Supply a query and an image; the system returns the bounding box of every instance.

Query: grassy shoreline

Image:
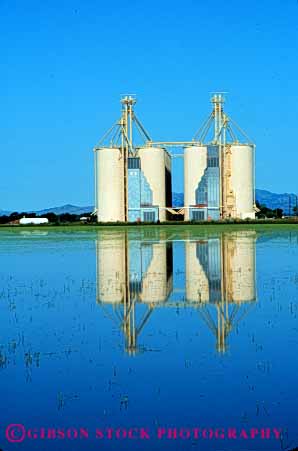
[1,221,298,233]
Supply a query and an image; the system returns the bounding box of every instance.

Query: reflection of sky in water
[0,228,297,450]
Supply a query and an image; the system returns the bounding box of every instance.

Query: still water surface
[0,227,298,450]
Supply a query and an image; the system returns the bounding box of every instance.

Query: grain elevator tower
[94,96,172,223]
[184,94,256,221]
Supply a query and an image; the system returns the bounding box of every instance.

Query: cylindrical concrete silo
[138,147,167,222]
[96,147,124,222]
[139,242,168,303]
[230,145,255,219]
[184,146,208,220]
[96,234,126,304]
[185,241,209,303]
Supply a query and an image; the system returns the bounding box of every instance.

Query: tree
[0,215,9,224]
[255,201,283,219]
[59,213,80,223]
[42,213,58,224]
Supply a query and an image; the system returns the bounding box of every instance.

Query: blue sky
[1,0,298,210]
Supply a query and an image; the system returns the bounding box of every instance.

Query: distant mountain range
[172,190,298,213]
[255,189,297,214]
[0,209,11,216]
[34,204,94,216]
[172,193,184,207]
[0,190,297,216]
[0,204,94,216]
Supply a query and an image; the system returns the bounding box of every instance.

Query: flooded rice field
[0,226,298,450]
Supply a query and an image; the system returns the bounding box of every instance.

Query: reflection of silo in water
[139,241,173,303]
[222,231,256,303]
[185,240,209,303]
[96,234,126,304]
[198,239,221,303]
[96,233,173,355]
[185,232,256,353]
[96,234,173,305]
[129,241,153,300]
[185,232,256,304]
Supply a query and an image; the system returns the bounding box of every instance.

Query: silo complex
[184,94,256,221]
[94,94,256,223]
[94,96,171,223]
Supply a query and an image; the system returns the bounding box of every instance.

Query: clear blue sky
[1,0,298,210]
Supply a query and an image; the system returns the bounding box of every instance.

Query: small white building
[19,217,49,225]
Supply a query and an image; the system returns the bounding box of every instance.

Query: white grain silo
[230,145,255,219]
[138,147,171,222]
[96,233,126,304]
[184,146,207,221]
[95,147,124,222]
